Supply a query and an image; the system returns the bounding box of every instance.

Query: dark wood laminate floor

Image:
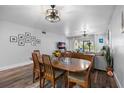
[0,64,118,88]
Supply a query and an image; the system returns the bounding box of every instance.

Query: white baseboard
[0,61,33,71]
[113,72,122,88]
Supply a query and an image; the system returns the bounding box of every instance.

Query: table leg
[64,71,69,88]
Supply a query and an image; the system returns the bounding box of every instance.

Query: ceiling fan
[82,25,88,37]
[40,5,63,14]
[45,5,61,23]
[40,5,74,15]
[82,30,87,37]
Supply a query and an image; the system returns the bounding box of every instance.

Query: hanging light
[45,5,60,23]
[82,25,88,37]
[83,31,87,37]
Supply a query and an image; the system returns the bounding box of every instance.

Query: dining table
[52,57,91,72]
[52,57,92,87]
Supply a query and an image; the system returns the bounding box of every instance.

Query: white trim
[0,61,33,71]
[113,71,122,88]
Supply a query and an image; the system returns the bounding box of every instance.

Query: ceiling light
[45,5,60,23]
[83,31,87,37]
[82,26,88,37]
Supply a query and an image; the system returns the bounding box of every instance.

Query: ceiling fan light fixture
[45,5,60,23]
[81,25,88,37]
[83,31,87,37]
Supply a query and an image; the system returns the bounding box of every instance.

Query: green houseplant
[103,46,114,76]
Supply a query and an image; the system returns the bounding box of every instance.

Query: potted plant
[103,46,114,76]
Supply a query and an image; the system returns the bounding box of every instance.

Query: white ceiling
[0,5,115,37]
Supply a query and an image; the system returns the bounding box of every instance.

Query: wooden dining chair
[32,52,43,83]
[68,55,94,88]
[42,54,66,88]
[32,52,41,83]
[33,50,40,57]
[61,51,72,58]
[32,52,44,87]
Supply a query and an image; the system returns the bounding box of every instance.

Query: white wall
[40,30,67,54]
[0,20,67,70]
[94,34,106,53]
[109,6,124,88]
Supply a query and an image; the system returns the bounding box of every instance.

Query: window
[73,39,94,52]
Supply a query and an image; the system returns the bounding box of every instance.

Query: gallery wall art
[10,36,17,42]
[10,32,41,46]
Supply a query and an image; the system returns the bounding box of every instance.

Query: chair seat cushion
[54,69,65,79]
[68,72,86,83]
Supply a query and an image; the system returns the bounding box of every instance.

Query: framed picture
[18,40,25,46]
[99,38,104,43]
[25,32,31,38]
[25,37,31,43]
[36,39,41,44]
[10,36,17,42]
[31,41,36,46]
[18,34,25,40]
[31,36,36,41]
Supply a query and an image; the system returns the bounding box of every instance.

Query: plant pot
[107,67,113,72]
[107,67,113,77]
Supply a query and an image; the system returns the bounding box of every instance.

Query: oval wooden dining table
[39,56,92,87]
[52,57,91,72]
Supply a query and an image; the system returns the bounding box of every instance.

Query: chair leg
[53,82,56,88]
[40,71,44,88]
[52,80,56,88]
[89,75,91,88]
[40,79,42,88]
[33,71,35,83]
[39,73,42,88]
[64,77,68,87]
[35,72,39,80]
[64,72,68,88]
[62,75,66,88]
[42,78,45,88]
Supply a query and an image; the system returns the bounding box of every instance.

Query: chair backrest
[61,52,94,63]
[34,50,40,52]
[61,51,72,58]
[33,50,41,61]
[83,55,94,81]
[32,52,40,71]
[42,54,54,78]
[80,55,94,62]
[33,50,40,56]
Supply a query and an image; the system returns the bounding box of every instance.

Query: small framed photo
[25,32,31,38]
[18,34,25,40]
[99,38,104,43]
[31,36,36,41]
[10,36,17,42]
[36,39,41,44]
[31,41,36,46]
[18,40,25,46]
[25,37,31,43]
